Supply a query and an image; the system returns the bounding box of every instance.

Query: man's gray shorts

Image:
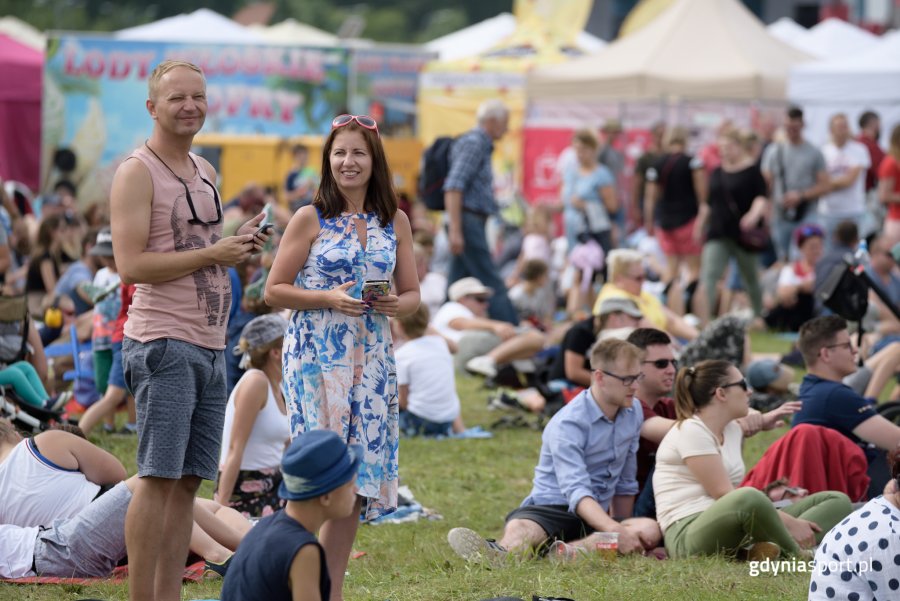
[123,337,226,481]
[33,481,131,577]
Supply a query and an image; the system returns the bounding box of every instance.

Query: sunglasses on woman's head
[332,114,379,135]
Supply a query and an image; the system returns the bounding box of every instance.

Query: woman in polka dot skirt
[809,447,900,600]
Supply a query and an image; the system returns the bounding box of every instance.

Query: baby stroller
[0,294,68,433]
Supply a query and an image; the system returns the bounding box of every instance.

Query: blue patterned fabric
[283,208,398,520]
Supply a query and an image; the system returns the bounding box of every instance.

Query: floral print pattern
[283,209,398,520]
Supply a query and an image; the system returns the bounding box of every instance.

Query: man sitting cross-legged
[447,338,662,562]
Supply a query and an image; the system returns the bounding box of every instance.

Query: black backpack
[818,261,869,322]
[418,136,455,211]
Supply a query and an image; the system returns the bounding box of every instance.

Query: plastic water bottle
[854,239,870,264]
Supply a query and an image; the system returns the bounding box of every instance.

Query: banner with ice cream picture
[42,35,348,204]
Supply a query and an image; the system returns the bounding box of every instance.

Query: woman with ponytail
[653,360,852,558]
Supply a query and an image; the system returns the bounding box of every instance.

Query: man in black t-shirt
[546,298,642,395]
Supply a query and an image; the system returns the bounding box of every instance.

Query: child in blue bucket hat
[221,429,361,601]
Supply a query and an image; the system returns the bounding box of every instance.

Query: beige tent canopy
[527,0,812,102]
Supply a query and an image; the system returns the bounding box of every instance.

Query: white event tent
[249,19,339,47]
[793,17,880,60]
[425,12,605,61]
[788,31,900,146]
[766,17,809,48]
[527,0,811,103]
[116,8,266,44]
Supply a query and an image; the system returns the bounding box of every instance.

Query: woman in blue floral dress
[265,114,419,599]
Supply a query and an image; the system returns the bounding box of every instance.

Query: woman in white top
[216,314,291,518]
[653,359,852,559]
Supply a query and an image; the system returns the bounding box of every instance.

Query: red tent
[0,34,42,192]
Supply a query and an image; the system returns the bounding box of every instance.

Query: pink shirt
[123,146,231,350]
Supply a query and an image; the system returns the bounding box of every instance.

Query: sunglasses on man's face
[332,114,379,135]
[643,358,677,370]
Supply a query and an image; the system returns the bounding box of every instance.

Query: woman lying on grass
[0,420,251,578]
[653,360,853,559]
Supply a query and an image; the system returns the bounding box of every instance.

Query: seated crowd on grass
[5,106,900,601]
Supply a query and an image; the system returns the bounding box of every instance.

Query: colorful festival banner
[42,35,348,203]
[349,47,434,137]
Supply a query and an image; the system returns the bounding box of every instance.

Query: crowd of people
[1,58,900,601]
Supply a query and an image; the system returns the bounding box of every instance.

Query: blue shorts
[108,341,127,390]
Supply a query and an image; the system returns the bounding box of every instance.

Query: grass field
[4,333,817,601]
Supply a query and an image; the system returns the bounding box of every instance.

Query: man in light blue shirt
[443,99,518,324]
[447,339,662,562]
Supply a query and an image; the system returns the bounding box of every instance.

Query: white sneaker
[447,527,507,564]
[465,355,497,378]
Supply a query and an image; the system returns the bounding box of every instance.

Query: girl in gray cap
[216,314,291,518]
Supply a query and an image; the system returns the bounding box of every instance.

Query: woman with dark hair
[653,360,852,559]
[809,447,900,599]
[265,114,419,600]
[25,214,66,317]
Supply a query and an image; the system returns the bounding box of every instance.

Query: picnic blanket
[1,560,207,585]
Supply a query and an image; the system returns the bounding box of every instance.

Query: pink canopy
[0,34,42,192]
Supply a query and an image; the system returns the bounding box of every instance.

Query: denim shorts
[108,341,127,390]
[123,337,226,480]
[33,481,131,577]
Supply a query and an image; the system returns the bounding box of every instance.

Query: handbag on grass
[722,170,770,253]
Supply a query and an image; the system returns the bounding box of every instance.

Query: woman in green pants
[653,359,853,558]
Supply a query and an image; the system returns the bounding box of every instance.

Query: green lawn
[4,333,815,600]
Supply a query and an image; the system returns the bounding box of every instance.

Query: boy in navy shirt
[221,430,361,601]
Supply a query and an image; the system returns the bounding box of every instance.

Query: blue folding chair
[44,323,92,383]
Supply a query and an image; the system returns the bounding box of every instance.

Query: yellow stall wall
[192,134,421,205]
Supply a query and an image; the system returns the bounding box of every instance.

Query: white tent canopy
[793,17,880,59]
[116,8,265,44]
[788,31,900,146]
[527,0,812,101]
[249,18,338,47]
[425,12,605,61]
[766,17,809,48]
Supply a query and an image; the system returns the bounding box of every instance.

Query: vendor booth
[523,0,812,204]
[417,0,602,205]
[788,31,900,147]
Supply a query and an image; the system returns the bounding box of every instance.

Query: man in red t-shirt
[856,111,884,194]
[627,328,678,515]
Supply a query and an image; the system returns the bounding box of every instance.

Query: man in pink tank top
[109,60,269,601]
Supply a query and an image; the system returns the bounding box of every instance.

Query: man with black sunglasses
[110,60,268,601]
[627,328,798,520]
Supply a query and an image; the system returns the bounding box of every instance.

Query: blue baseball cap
[278,430,362,501]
